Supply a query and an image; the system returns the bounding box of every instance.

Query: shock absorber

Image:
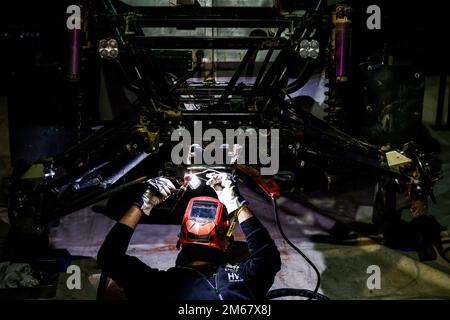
[324,3,352,128]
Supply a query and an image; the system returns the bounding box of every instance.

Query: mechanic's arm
[119,205,144,229]
[97,177,176,295]
[236,205,254,224]
[97,206,147,288]
[206,173,281,293]
[237,205,281,284]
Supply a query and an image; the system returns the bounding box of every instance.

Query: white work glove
[206,173,248,214]
[132,177,177,216]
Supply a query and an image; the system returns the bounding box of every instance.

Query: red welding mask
[177,196,231,252]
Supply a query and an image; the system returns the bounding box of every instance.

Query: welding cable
[267,288,329,300]
[269,197,327,300]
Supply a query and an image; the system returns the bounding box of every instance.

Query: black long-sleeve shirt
[97,216,281,300]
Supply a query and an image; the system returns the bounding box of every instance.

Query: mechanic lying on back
[97,173,281,300]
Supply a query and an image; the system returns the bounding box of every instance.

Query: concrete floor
[0,88,450,299]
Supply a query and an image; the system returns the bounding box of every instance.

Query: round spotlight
[308,49,319,59]
[99,40,108,48]
[108,39,118,48]
[300,40,310,48]
[99,49,109,59]
[109,49,119,59]
[310,40,319,49]
[299,48,309,59]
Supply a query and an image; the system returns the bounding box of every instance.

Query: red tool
[236,165,281,199]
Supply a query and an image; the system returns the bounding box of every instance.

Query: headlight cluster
[299,39,320,59]
[99,38,119,60]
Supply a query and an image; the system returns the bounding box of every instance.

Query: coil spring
[323,4,350,128]
[323,44,345,126]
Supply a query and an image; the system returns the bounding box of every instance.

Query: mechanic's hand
[206,173,248,214]
[132,177,177,216]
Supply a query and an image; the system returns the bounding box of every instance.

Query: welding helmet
[177,196,231,252]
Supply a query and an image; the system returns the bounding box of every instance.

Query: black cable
[271,197,323,300]
[267,288,329,301]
